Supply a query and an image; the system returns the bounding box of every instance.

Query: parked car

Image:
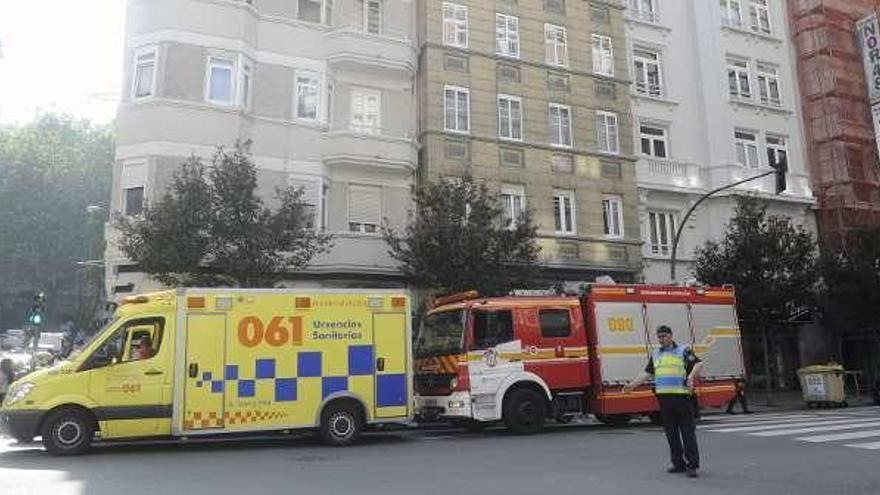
[37,332,65,354]
[1,329,26,350]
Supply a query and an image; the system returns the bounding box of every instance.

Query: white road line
[797,430,880,443]
[700,414,827,426]
[704,418,867,433]
[749,421,880,437]
[844,440,880,450]
[701,414,821,424]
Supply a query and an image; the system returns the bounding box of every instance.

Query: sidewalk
[703,390,878,416]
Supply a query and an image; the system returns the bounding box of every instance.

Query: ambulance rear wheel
[320,402,363,446]
[503,388,546,435]
[41,408,94,455]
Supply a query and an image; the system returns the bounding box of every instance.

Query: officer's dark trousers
[658,394,699,470]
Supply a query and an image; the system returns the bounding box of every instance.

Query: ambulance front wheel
[320,401,364,446]
[41,407,95,455]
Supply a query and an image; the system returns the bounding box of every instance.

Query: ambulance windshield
[416,309,465,357]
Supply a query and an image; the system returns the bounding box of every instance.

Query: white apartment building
[625,0,815,283]
[106,0,417,296]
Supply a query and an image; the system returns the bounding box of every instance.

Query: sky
[0,0,126,124]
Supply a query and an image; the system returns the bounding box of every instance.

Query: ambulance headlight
[448,400,465,409]
[449,378,458,390]
[4,382,35,407]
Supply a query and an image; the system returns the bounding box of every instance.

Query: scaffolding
[790,0,880,249]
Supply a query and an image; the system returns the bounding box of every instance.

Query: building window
[348,185,381,234]
[756,62,781,106]
[443,3,469,48]
[288,177,321,229]
[501,184,526,229]
[295,71,320,120]
[351,88,381,134]
[549,104,572,148]
[596,111,619,154]
[628,0,658,23]
[748,0,771,34]
[640,124,668,158]
[602,195,624,238]
[735,130,760,168]
[496,13,520,58]
[498,95,523,141]
[648,211,676,256]
[766,135,788,171]
[727,58,752,100]
[207,57,235,105]
[591,35,614,76]
[720,0,743,28]
[132,48,157,100]
[124,186,145,216]
[297,0,326,24]
[360,0,382,34]
[553,190,576,235]
[444,86,470,133]
[238,57,253,109]
[544,24,568,67]
[633,47,662,97]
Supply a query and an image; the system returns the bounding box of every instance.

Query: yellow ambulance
[0,289,411,454]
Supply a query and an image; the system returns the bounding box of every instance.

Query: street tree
[694,197,818,399]
[695,197,818,321]
[0,113,114,330]
[117,142,332,287]
[820,227,880,330]
[383,175,540,296]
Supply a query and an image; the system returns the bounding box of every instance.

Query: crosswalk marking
[749,420,880,437]
[798,430,880,443]
[704,417,860,433]
[698,408,880,453]
[845,440,880,450]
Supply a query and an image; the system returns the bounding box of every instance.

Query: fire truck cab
[413,285,743,433]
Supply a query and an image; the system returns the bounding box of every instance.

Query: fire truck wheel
[320,401,363,446]
[503,388,547,435]
[41,407,95,455]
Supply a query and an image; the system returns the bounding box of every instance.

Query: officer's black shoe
[686,468,699,478]
[667,466,687,474]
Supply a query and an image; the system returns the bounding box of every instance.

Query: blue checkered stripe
[194,344,407,407]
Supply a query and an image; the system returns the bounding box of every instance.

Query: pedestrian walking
[725,379,752,414]
[623,325,704,478]
[0,358,16,403]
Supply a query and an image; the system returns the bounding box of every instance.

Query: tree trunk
[763,324,774,406]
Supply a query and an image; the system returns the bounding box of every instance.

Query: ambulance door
[83,317,168,438]
[183,313,227,430]
[373,312,409,418]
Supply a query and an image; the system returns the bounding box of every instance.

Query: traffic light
[768,149,788,194]
[25,292,46,326]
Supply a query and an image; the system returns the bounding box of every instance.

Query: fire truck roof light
[434,290,480,307]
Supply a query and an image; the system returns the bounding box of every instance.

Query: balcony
[322,123,417,171]
[636,157,704,191]
[703,163,814,199]
[324,13,416,76]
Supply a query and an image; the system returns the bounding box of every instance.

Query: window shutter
[349,185,381,225]
[122,162,147,189]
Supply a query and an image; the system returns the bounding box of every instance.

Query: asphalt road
[2,407,879,495]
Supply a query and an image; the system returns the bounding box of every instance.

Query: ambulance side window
[83,318,165,370]
[539,309,571,338]
[472,310,513,350]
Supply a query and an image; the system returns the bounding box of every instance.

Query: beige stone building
[416,0,642,283]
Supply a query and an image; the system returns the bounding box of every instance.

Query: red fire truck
[413,285,743,432]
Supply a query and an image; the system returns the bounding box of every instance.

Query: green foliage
[0,113,114,330]
[117,142,332,288]
[383,176,540,296]
[819,228,880,330]
[694,197,818,324]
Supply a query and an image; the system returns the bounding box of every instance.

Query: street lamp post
[669,170,775,282]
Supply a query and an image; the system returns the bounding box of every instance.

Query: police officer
[623,325,704,478]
